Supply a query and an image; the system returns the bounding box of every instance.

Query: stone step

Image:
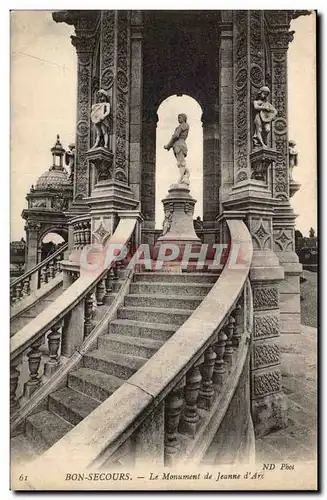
[11,432,39,465]
[98,333,164,358]
[108,319,178,341]
[68,367,124,402]
[83,349,147,379]
[48,387,99,426]
[25,410,73,453]
[124,294,203,310]
[130,281,213,297]
[117,306,193,325]
[133,272,218,284]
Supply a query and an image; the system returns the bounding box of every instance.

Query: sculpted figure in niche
[65,143,76,183]
[91,89,111,149]
[162,207,173,236]
[253,86,277,148]
[288,140,298,181]
[164,113,190,185]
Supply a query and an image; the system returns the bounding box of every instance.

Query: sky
[10,11,316,240]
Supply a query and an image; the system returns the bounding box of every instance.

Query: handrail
[10,242,68,288]
[24,218,253,473]
[10,217,137,362]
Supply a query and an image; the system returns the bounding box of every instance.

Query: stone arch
[155,94,203,228]
[140,11,220,231]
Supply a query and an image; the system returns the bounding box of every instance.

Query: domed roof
[34,134,72,192]
[35,168,72,191]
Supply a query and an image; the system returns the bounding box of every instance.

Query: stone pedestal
[84,148,139,247]
[155,184,201,270]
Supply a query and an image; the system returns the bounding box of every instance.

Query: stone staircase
[11,271,219,464]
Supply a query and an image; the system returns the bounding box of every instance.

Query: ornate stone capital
[71,34,96,54]
[268,29,295,50]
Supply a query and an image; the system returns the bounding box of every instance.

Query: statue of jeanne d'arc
[164,113,190,185]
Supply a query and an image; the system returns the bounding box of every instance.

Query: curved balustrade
[23,218,253,477]
[10,243,68,307]
[10,217,138,416]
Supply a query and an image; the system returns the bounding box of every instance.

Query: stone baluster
[10,362,20,413]
[10,287,15,306]
[80,223,86,247]
[48,260,55,279]
[40,265,48,285]
[95,279,106,306]
[198,342,217,410]
[84,292,94,337]
[213,324,228,385]
[85,221,91,245]
[24,338,43,397]
[104,269,114,303]
[73,223,77,248]
[164,377,185,466]
[76,223,81,248]
[233,301,243,348]
[44,324,62,376]
[15,282,23,301]
[54,256,60,275]
[224,315,235,366]
[22,278,30,297]
[180,356,204,437]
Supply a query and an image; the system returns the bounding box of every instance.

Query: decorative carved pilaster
[115,11,130,184]
[233,11,266,184]
[233,11,249,182]
[72,34,96,200]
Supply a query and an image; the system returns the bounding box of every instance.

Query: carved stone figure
[164,113,190,185]
[309,227,315,238]
[90,89,111,149]
[288,140,298,180]
[253,86,277,148]
[65,143,76,183]
[162,206,173,236]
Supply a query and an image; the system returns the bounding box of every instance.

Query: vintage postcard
[10,9,317,491]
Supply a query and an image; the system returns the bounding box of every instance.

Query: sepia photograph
[9,8,317,491]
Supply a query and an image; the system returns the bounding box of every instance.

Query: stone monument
[155,114,201,270]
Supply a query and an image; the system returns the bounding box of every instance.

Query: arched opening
[155,94,203,229]
[39,230,67,262]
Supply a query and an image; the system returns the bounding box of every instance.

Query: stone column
[141,112,157,230]
[129,11,144,204]
[218,10,289,437]
[25,221,41,270]
[202,111,219,238]
[268,20,303,335]
[84,12,138,243]
[218,12,234,209]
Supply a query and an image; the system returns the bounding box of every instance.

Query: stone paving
[255,323,317,463]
